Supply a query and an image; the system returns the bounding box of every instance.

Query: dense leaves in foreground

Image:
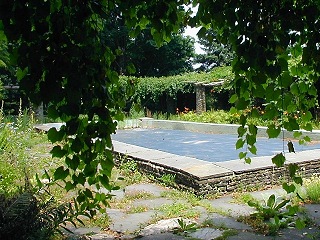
[1,1,320,233]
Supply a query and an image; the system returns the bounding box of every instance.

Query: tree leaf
[246,134,256,145]
[54,166,69,181]
[238,151,247,159]
[282,182,296,193]
[237,126,247,137]
[288,163,299,178]
[266,124,281,138]
[16,67,28,80]
[50,145,66,158]
[65,181,75,191]
[71,137,83,153]
[47,127,64,143]
[248,145,257,155]
[236,138,245,149]
[272,153,286,167]
[229,94,238,103]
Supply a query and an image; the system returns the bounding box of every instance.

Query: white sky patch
[183,4,205,55]
[184,26,206,55]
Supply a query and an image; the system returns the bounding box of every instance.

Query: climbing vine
[1,0,320,224]
[121,66,233,110]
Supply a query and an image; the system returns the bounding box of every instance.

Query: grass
[3,106,320,238]
[304,175,320,203]
[156,202,201,219]
[160,189,228,216]
[231,192,258,205]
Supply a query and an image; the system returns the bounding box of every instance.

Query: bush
[0,107,83,239]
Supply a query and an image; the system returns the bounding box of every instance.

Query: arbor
[0,0,319,219]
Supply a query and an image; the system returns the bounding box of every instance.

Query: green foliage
[102,7,195,77]
[0,0,141,216]
[158,174,176,187]
[0,180,86,240]
[117,159,146,185]
[192,0,320,170]
[247,194,301,235]
[0,109,41,197]
[303,175,320,203]
[194,29,234,71]
[2,0,320,232]
[174,218,198,234]
[156,202,200,219]
[124,66,234,113]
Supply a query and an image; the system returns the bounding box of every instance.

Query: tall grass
[0,102,82,239]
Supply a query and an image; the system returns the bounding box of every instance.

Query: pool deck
[113,118,320,194]
[35,120,320,194]
[113,139,320,194]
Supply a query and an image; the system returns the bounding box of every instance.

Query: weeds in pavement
[156,202,200,219]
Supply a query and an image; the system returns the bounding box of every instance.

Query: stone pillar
[195,84,206,114]
[34,103,44,122]
[166,95,177,114]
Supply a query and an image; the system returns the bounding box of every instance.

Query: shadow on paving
[64,183,320,240]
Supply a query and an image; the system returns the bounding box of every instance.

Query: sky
[184,26,205,54]
[182,4,205,55]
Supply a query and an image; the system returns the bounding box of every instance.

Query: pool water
[112,128,320,162]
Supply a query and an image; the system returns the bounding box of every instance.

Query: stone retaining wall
[114,151,320,195]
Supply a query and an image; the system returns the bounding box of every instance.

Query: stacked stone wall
[114,152,320,196]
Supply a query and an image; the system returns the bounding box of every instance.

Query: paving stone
[136,232,187,239]
[209,196,254,218]
[227,231,274,239]
[303,204,320,226]
[69,227,101,235]
[187,227,223,240]
[90,233,116,240]
[108,210,156,233]
[139,218,194,236]
[132,198,174,209]
[278,226,320,239]
[205,213,252,230]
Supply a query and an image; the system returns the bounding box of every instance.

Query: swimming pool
[112,128,320,163]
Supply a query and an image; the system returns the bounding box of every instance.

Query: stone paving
[65,183,320,240]
[34,123,320,239]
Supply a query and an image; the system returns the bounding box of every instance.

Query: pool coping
[113,118,320,194]
[34,120,320,194]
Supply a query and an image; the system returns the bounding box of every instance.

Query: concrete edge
[139,118,320,141]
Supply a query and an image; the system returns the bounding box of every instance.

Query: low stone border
[113,140,320,195]
[34,121,320,195]
[113,118,320,195]
[139,117,320,140]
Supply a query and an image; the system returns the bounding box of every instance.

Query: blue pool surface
[112,128,320,162]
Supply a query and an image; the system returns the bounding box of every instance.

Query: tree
[192,1,320,192]
[101,12,195,77]
[1,0,319,220]
[194,29,234,72]
[127,30,195,77]
[0,0,186,216]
